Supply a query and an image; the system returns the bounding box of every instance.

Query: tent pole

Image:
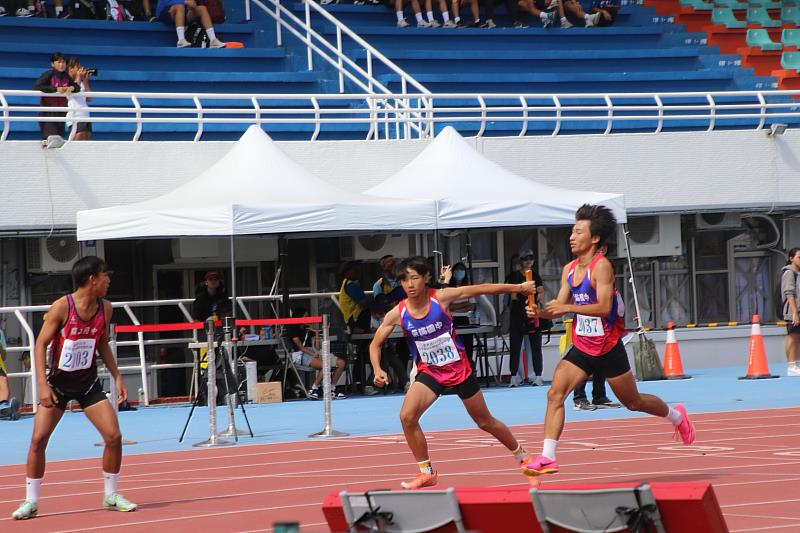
[433,229,442,280]
[230,235,237,320]
[279,236,290,317]
[465,229,474,285]
[622,224,644,333]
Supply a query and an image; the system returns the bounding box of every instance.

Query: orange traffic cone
[663,322,690,379]
[739,315,779,380]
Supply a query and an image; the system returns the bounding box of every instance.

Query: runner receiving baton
[521,204,695,478]
[370,256,538,489]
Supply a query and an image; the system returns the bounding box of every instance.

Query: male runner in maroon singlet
[521,204,696,478]
[12,256,137,520]
[370,256,538,489]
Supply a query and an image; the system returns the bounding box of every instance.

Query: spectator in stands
[286,306,346,399]
[781,247,800,377]
[506,248,544,386]
[420,0,453,27]
[482,0,526,28]
[450,0,480,27]
[33,52,80,146]
[66,57,92,141]
[155,0,225,47]
[395,0,428,27]
[191,270,232,322]
[517,0,556,27]
[17,0,66,17]
[563,0,608,27]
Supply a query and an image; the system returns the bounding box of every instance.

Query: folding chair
[530,483,666,533]
[340,488,466,533]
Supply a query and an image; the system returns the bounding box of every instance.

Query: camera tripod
[179,318,253,443]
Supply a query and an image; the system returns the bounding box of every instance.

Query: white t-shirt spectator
[67,81,89,129]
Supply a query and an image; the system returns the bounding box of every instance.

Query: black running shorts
[563,341,631,379]
[416,371,481,400]
[50,379,107,411]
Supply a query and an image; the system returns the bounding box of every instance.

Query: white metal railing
[0,291,341,411]
[249,0,431,138]
[1,89,799,142]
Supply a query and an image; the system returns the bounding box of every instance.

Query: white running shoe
[103,493,138,512]
[427,19,441,27]
[442,19,457,27]
[560,17,573,28]
[11,500,38,520]
[397,18,410,27]
[177,38,191,48]
[417,19,433,28]
[209,39,226,48]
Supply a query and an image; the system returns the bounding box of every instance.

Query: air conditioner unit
[615,215,682,258]
[350,234,410,261]
[695,212,742,230]
[27,237,104,273]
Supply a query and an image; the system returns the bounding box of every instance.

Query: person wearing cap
[505,249,545,387]
[191,270,231,323]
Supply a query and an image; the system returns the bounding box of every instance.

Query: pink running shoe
[672,404,696,445]
[520,454,559,476]
[400,471,438,490]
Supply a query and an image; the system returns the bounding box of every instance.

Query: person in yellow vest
[373,255,398,297]
[339,261,370,333]
[339,260,371,393]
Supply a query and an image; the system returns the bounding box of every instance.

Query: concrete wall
[2,128,800,231]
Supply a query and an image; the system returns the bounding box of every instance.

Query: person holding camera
[66,57,94,141]
[33,52,81,145]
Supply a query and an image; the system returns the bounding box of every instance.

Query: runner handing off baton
[520,204,696,478]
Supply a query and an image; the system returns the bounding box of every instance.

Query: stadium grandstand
[1,0,800,529]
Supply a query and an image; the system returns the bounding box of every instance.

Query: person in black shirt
[191,271,231,322]
[33,52,80,143]
[506,248,545,387]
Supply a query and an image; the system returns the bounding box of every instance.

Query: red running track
[1,407,799,532]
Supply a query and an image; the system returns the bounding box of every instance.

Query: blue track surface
[1,364,795,466]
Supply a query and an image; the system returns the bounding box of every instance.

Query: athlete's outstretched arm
[436,281,536,308]
[369,305,401,387]
[34,298,68,407]
[97,300,128,403]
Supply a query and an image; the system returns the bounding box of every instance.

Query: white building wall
[1,128,800,231]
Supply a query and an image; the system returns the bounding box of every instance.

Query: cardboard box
[255,381,283,403]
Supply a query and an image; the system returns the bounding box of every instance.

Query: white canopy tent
[365,126,627,229]
[75,126,438,407]
[77,125,436,240]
